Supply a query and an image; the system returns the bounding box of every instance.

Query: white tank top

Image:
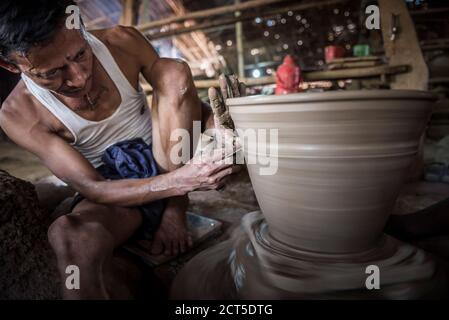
[21,31,152,168]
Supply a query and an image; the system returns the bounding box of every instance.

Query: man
[0,0,240,299]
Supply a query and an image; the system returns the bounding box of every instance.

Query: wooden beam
[421,38,449,45]
[379,0,428,90]
[327,61,381,70]
[410,7,449,16]
[421,44,449,51]
[137,0,288,32]
[328,56,381,63]
[140,65,409,92]
[141,77,275,91]
[145,0,348,40]
[303,65,409,81]
[429,77,449,85]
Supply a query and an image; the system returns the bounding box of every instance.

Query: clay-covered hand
[172,148,240,194]
[208,74,246,130]
[208,74,246,158]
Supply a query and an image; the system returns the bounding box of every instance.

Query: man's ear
[0,58,21,74]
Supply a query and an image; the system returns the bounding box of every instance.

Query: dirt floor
[1,139,449,297]
[0,141,52,181]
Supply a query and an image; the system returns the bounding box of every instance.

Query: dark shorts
[69,190,166,241]
[69,138,166,240]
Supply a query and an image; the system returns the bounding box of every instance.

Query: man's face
[11,27,94,98]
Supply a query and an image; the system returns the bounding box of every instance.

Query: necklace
[76,85,108,112]
[85,92,97,110]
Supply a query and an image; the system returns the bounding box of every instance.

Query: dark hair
[0,0,76,60]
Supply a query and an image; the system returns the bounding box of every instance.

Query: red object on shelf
[324,45,345,63]
[275,55,302,95]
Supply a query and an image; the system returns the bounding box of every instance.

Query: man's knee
[47,215,113,263]
[155,58,196,104]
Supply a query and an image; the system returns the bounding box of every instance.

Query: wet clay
[172,90,446,299]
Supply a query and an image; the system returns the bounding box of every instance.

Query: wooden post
[378,0,429,182]
[378,0,428,90]
[120,0,137,26]
[235,0,245,79]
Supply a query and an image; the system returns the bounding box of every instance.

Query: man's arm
[115,26,193,99]
[113,27,244,136]
[0,98,231,207]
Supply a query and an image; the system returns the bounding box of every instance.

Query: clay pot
[228,90,435,254]
[324,45,345,63]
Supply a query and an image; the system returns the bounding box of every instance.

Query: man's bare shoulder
[90,26,158,68]
[1,81,37,122]
[91,26,148,55]
[0,80,47,138]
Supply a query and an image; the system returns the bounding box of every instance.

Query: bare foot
[149,207,193,256]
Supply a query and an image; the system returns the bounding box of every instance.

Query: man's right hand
[171,148,239,195]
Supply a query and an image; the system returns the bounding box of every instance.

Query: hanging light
[252,69,261,78]
[251,48,260,55]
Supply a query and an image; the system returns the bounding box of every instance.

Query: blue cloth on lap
[96,138,165,239]
[99,138,160,180]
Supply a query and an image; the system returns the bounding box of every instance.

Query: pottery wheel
[171,211,446,299]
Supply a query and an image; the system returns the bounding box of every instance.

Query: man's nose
[64,63,88,88]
